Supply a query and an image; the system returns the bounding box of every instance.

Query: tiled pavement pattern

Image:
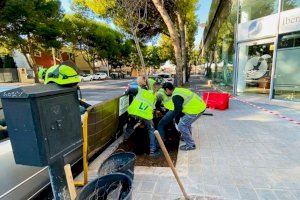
[132,76,300,200]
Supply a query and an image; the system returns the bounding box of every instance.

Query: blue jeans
[125,116,156,153]
[178,114,201,147]
[157,111,175,139]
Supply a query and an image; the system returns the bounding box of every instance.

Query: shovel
[154,130,190,200]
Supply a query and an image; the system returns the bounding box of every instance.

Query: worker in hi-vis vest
[125,76,162,158]
[156,85,175,143]
[160,82,206,151]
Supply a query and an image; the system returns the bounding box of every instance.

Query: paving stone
[169,182,182,195]
[274,190,296,200]
[220,186,241,199]
[132,180,141,192]
[238,187,259,200]
[152,194,180,200]
[134,192,153,200]
[188,174,204,185]
[204,185,222,197]
[139,181,156,193]
[218,175,236,187]
[234,177,252,188]
[186,183,204,195]
[290,190,300,199]
[154,180,172,194]
[202,175,219,186]
[255,189,278,200]
[248,176,272,189]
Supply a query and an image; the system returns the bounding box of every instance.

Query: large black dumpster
[76,173,132,200]
[98,152,136,180]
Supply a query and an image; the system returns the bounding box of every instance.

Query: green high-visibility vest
[157,88,174,111]
[148,78,156,90]
[128,87,156,120]
[172,88,206,115]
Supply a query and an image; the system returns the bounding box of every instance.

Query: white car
[80,74,93,82]
[93,72,107,80]
[157,73,174,84]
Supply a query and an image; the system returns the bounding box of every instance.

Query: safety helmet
[44,64,80,85]
[38,67,47,80]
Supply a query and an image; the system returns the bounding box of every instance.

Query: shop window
[278,31,300,48]
[282,0,300,11]
[274,48,300,101]
[239,0,279,23]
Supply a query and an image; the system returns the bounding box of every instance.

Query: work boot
[149,149,162,158]
[179,144,196,151]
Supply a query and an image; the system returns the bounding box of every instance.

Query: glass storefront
[239,0,279,22]
[204,0,300,102]
[237,40,274,94]
[282,0,300,11]
[205,0,237,92]
[274,31,300,101]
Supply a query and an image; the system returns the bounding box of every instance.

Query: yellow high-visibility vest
[128,87,156,120]
[172,88,206,114]
[157,88,174,111]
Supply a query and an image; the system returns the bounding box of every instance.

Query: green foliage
[63,14,133,69]
[0,0,63,82]
[157,34,175,63]
[0,0,63,51]
[0,43,11,56]
[3,55,16,68]
[144,45,166,68]
[74,0,163,41]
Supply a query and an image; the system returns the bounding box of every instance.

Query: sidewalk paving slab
[133,76,300,200]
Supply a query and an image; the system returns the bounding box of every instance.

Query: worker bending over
[125,76,161,158]
[161,82,206,151]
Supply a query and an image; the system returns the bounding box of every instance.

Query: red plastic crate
[202,91,230,110]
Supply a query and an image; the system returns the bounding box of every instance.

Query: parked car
[157,73,174,84]
[80,74,93,82]
[148,75,165,84]
[93,72,107,80]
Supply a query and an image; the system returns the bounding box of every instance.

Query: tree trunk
[24,51,39,83]
[81,51,94,73]
[152,0,183,86]
[52,48,57,65]
[214,60,218,80]
[103,59,110,77]
[177,13,188,83]
[132,30,146,75]
[92,54,96,73]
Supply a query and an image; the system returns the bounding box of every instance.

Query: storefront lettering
[282,15,300,26]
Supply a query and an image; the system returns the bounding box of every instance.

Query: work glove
[174,123,179,132]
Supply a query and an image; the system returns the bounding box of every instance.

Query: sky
[61,0,72,13]
[61,0,212,49]
[195,0,213,49]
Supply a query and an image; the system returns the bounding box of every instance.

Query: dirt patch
[116,123,180,167]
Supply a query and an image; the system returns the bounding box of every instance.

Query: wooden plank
[64,164,77,200]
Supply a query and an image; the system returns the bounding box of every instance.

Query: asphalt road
[78,78,133,105]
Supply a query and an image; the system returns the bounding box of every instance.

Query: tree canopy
[63,14,133,71]
[0,0,63,82]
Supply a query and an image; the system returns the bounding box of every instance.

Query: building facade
[203,0,300,102]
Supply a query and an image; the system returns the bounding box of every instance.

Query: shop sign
[279,7,300,34]
[119,95,129,116]
[238,14,278,42]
